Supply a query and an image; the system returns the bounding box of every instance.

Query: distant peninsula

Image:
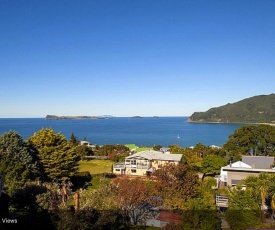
[46,115,113,120]
[188,94,275,124]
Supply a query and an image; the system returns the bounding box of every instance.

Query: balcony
[113,163,126,169]
[113,163,149,169]
[126,163,149,169]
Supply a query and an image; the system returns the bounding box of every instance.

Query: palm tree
[258,173,270,211]
[245,173,270,211]
[268,174,275,217]
[271,193,275,218]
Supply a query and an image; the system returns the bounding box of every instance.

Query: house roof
[156,211,182,225]
[219,161,252,182]
[222,167,275,174]
[226,160,252,168]
[126,150,182,162]
[242,156,274,169]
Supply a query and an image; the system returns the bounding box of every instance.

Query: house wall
[128,160,179,176]
[227,171,259,186]
[125,168,148,176]
[113,159,180,176]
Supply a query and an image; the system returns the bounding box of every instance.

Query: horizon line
[0,115,191,119]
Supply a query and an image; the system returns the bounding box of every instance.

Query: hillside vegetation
[188,94,275,123]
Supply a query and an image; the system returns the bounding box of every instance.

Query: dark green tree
[75,145,93,161]
[153,145,162,151]
[96,144,129,156]
[0,131,39,194]
[69,133,79,146]
[28,128,79,181]
[223,125,275,156]
[200,154,227,180]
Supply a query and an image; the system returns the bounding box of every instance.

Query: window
[131,169,136,173]
[115,169,120,172]
[231,179,242,186]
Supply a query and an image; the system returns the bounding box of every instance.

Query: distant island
[188,94,275,124]
[46,115,114,120]
[131,116,143,118]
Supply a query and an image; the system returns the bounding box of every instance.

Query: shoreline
[187,120,275,126]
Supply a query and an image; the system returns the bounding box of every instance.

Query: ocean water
[0,117,244,147]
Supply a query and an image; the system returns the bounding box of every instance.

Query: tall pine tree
[28,128,79,181]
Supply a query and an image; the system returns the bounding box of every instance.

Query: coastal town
[1,0,275,229]
[1,123,275,229]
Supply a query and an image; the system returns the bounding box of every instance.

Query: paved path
[221,217,230,229]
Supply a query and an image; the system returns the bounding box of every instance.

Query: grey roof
[126,150,182,162]
[242,156,274,169]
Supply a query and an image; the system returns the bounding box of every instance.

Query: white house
[217,156,275,188]
[218,161,252,187]
[113,150,183,176]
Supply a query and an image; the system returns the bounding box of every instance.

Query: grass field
[78,159,114,190]
[136,147,151,152]
[125,144,152,153]
[78,159,114,175]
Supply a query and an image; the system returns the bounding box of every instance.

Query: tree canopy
[200,154,227,180]
[96,144,130,156]
[153,163,199,210]
[0,131,39,194]
[223,124,275,156]
[28,128,79,181]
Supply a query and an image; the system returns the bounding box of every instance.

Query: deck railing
[113,163,126,169]
[113,163,149,169]
[216,195,228,207]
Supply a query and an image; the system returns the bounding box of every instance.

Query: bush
[103,173,117,178]
[182,210,221,230]
[225,210,262,230]
[70,171,92,190]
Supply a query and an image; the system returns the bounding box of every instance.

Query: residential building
[113,150,183,176]
[221,167,275,187]
[217,156,275,188]
[218,160,252,188]
[80,141,97,151]
[216,156,275,208]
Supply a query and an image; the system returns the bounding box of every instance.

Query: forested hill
[188,94,275,124]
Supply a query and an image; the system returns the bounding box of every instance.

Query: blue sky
[1,0,275,117]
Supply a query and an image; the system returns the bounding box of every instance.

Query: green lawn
[136,147,151,152]
[125,144,138,150]
[78,159,114,190]
[125,144,152,153]
[78,159,114,175]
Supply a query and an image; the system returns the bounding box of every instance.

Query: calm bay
[0,117,244,147]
